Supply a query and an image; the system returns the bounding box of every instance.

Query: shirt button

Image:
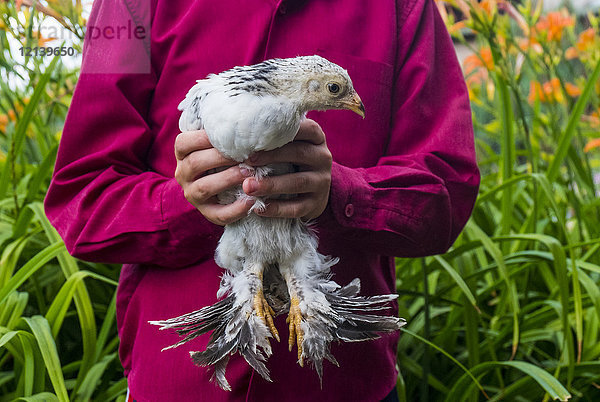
[344,204,354,218]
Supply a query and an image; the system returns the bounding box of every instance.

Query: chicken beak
[344,92,365,119]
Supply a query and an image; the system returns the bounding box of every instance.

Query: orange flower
[528,78,566,103]
[543,78,564,102]
[584,138,600,152]
[464,47,494,72]
[582,109,600,129]
[478,0,497,17]
[448,21,466,36]
[534,9,575,42]
[528,80,544,103]
[0,114,8,133]
[519,37,543,54]
[565,82,581,97]
[463,47,494,88]
[565,47,578,60]
[576,28,596,52]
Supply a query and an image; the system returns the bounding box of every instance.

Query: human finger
[176,148,238,183]
[293,119,326,144]
[174,130,213,160]
[246,141,332,169]
[242,171,324,197]
[185,165,248,204]
[254,197,315,220]
[201,198,255,226]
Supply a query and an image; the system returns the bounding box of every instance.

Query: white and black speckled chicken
[150,55,405,390]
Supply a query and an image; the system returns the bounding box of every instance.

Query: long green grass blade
[75,353,116,401]
[0,237,28,287]
[0,54,60,200]
[447,361,571,401]
[45,270,117,338]
[0,242,65,305]
[433,255,479,310]
[95,291,117,360]
[21,316,69,402]
[466,221,520,358]
[17,393,60,402]
[402,328,489,400]
[547,57,600,182]
[493,233,575,381]
[29,202,97,395]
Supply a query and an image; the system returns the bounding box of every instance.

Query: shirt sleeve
[317,0,480,258]
[44,0,222,268]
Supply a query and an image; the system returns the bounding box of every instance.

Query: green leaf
[466,221,520,358]
[95,291,117,360]
[29,202,98,395]
[45,270,117,338]
[0,242,65,306]
[0,237,29,287]
[547,57,600,182]
[447,361,571,401]
[22,316,69,402]
[75,353,117,401]
[401,328,488,399]
[17,393,60,402]
[433,255,479,310]
[0,54,60,200]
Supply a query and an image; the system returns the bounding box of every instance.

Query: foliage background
[0,0,599,400]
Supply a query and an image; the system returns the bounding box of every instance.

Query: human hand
[242,119,333,220]
[174,130,254,226]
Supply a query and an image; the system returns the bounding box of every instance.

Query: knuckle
[291,203,305,218]
[212,149,232,167]
[310,120,321,132]
[323,147,333,163]
[182,153,196,174]
[174,133,186,153]
[294,174,310,192]
[319,147,333,168]
[174,139,182,158]
[213,211,229,226]
[193,181,210,202]
[215,151,229,165]
[295,143,312,161]
[307,120,323,138]
[183,187,193,202]
[225,165,242,183]
[174,165,184,183]
[304,118,318,131]
[184,181,208,204]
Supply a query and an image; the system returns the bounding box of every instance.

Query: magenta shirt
[45,0,479,400]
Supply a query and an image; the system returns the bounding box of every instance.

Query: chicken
[150,55,405,390]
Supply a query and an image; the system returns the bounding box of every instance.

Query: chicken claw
[287,296,304,366]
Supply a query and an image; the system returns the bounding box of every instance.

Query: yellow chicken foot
[286,296,304,366]
[253,289,280,342]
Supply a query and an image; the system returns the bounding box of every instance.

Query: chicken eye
[327,83,340,94]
